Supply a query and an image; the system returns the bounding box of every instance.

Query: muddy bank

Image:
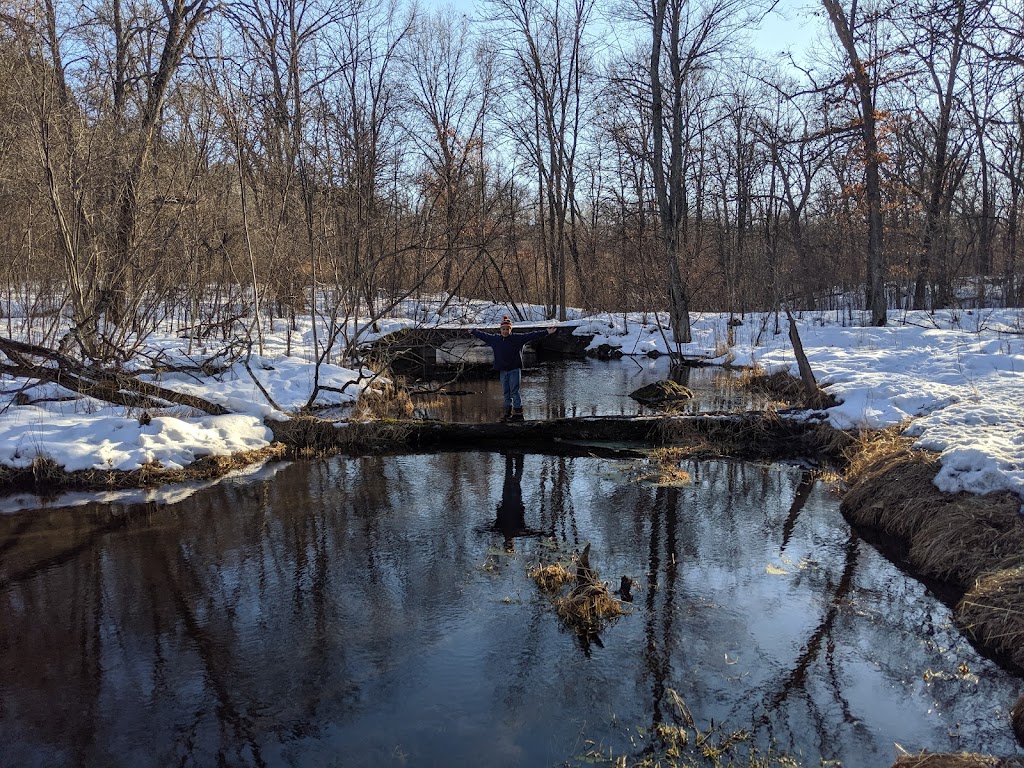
[0,410,838,495]
[890,754,1024,767]
[267,411,852,461]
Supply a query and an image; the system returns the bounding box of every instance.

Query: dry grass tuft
[809,422,858,459]
[742,369,837,410]
[555,581,625,630]
[31,455,66,485]
[840,430,940,536]
[353,384,413,420]
[530,563,574,593]
[910,499,1024,584]
[532,545,626,636]
[890,753,1003,768]
[633,447,693,486]
[842,425,917,486]
[742,370,806,401]
[956,566,1024,670]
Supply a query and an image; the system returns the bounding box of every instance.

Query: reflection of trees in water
[643,483,683,727]
[0,456,445,765]
[706,462,865,755]
[752,532,863,758]
[539,455,581,548]
[780,472,815,553]
[0,504,139,764]
[624,460,859,753]
[2,455,1018,765]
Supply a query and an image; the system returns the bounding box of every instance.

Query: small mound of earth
[629,380,694,405]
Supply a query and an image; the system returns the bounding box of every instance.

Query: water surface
[1,453,1020,767]
[416,357,762,422]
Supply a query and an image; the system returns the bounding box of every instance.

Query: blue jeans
[499,368,522,409]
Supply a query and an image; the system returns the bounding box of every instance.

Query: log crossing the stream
[271,412,839,461]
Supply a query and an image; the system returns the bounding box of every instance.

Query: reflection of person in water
[493,452,551,552]
[495,453,526,551]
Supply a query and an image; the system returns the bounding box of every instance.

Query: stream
[0,359,1021,767]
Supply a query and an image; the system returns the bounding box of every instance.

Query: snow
[2,302,1024,510]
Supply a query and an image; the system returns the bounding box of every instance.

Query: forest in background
[1,0,1023,363]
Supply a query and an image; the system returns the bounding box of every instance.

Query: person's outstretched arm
[519,328,555,342]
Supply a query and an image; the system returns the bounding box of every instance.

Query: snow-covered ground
[2,301,1023,509]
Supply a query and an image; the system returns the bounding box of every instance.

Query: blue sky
[419,0,819,57]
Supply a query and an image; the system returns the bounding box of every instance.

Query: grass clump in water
[530,544,625,636]
[572,689,804,768]
[627,447,693,487]
[531,562,574,593]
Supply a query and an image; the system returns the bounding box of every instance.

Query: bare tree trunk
[105,0,214,326]
[822,0,887,326]
[650,0,691,345]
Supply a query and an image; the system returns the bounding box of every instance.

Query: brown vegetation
[742,370,807,402]
[351,384,415,420]
[743,370,838,411]
[1012,694,1024,744]
[530,545,625,636]
[958,567,1024,670]
[530,563,575,593]
[267,415,414,458]
[842,430,1024,677]
[890,754,1020,768]
[0,445,286,493]
[632,446,693,486]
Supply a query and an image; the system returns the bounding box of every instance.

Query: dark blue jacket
[471,329,548,371]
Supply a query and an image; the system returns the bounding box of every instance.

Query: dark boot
[509,407,525,422]
[498,406,513,422]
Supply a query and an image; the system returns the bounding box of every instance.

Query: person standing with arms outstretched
[471,316,556,422]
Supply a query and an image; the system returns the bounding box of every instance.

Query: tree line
[1,0,1022,362]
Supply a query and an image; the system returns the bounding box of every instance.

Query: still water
[415,357,765,422]
[1,452,1021,767]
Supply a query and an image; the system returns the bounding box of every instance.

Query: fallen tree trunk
[267,412,840,461]
[0,336,229,415]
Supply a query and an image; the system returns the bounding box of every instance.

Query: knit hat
[500,315,512,328]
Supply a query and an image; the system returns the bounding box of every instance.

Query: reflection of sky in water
[419,356,764,422]
[0,454,1019,767]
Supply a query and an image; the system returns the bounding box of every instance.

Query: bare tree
[821,0,888,325]
[487,0,594,321]
[402,9,491,307]
[756,75,832,310]
[645,0,755,345]
[104,0,216,326]
[896,0,983,309]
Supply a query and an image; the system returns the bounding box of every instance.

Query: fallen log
[266,412,836,461]
[406,413,830,458]
[0,335,229,415]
